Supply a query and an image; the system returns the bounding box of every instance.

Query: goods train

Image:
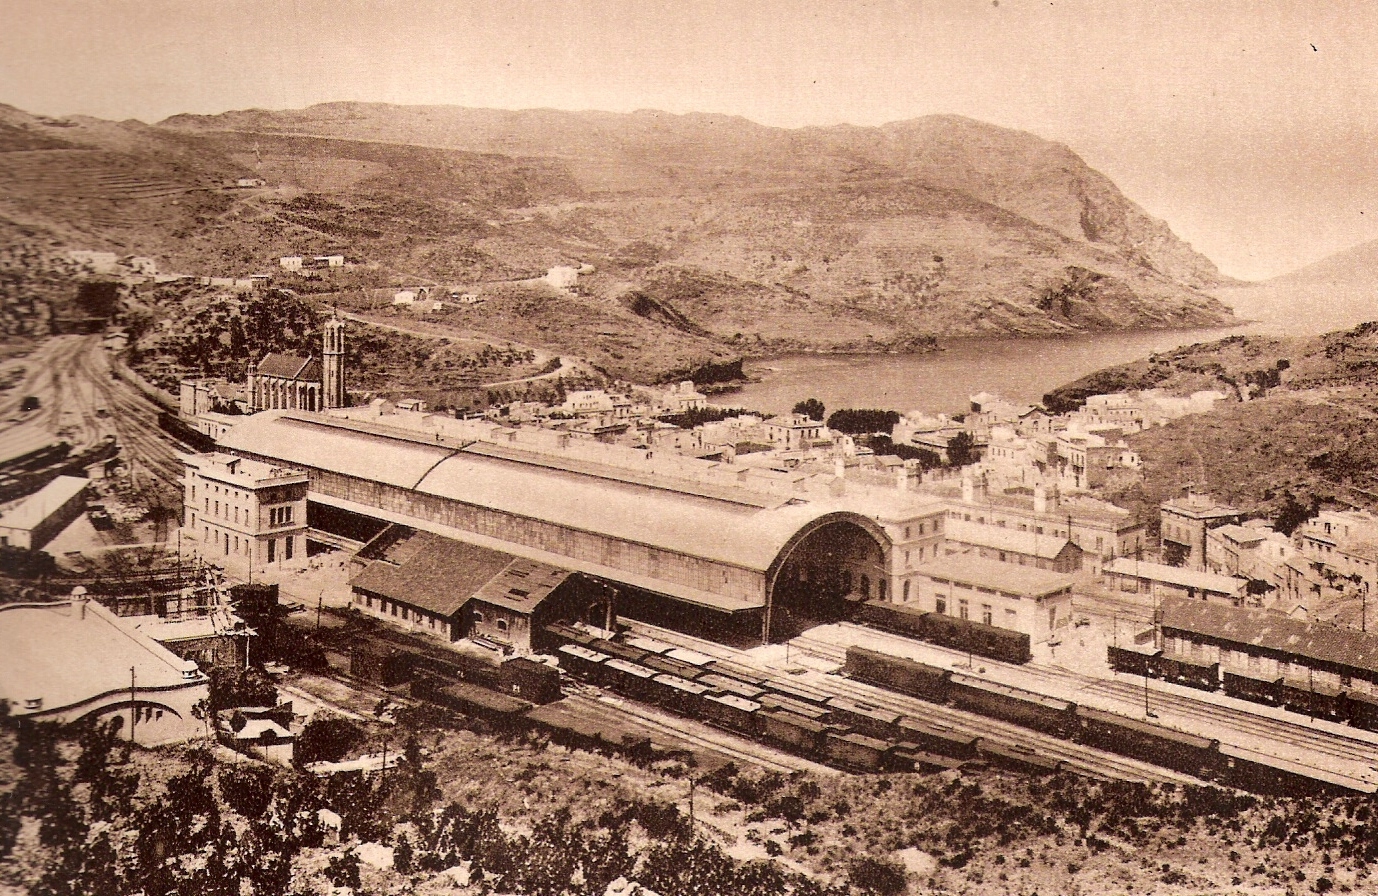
[542,626,1060,776]
[849,645,1368,796]
[1108,645,1378,732]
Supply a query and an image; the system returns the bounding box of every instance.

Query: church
[245,315,347,412]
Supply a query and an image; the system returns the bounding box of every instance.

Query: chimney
[895,466,909,492]
[1034,483,1047,515]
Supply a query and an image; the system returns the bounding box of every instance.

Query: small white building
[763,414,828,451]
[279,256,304,272]
[0,475,88,550]
[393,290,416,306]
[544,266,580,290]
[906,554,1076,643]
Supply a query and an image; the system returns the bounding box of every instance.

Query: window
[934,518,941,531]
[982,604,992,626]
[270,506,295,526]
[497,619,509,632]
[958,598,969,621]
[879,579,887,600]
[902,580,910,602]
[284,536,294,560]
[1005,608,1017,624]
[905,526,911,539]
[935,596,947,615]
[860,575,870,598]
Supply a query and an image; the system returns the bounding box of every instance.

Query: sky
[3,0,1377,280]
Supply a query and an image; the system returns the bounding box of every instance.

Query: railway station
[214,408,951,643]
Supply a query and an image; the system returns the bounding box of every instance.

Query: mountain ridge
[1,100,1238,381]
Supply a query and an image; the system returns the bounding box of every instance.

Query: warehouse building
[0,475,88,550]
[216,410,950,642]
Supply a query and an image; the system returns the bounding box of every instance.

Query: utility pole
[688,776,696,829]
[1143,665,1156,719]
[129,667,136,743]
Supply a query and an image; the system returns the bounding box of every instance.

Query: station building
[214,409,951,642]
[181,452,308,574]
[903,554,1076,644]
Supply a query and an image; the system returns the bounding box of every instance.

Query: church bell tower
[322,314,346,409]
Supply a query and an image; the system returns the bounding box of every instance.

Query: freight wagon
[896,717,981,759]
[700,694,761,733]
[698,673,767,702]
[825,696,904,740]
[978,742,1064,775]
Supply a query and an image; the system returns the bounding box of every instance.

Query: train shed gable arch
[764,511,891,640]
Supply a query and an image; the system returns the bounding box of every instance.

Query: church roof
[256,353,320,380]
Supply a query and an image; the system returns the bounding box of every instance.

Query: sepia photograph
[2,1,1378,893]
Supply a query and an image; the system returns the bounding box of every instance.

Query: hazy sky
[3,0,1377,280]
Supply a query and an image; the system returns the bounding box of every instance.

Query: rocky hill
[1046,322,1378,526]
[0,101,1236,381]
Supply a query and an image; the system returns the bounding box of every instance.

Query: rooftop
[1104,558,1246,595]
[1161,597,1378,677]
[255,353,320,380]
[226,412,945,575]
[0,600,201,716]
[1212,524,1268,547]
[1162,494,1241,520]
[944,519,1075,560]
[913,554,1075,597]
[351,527,523,617]
[0,475,87,532]
[183,452,306,488]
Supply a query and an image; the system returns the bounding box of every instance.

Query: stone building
[182,453,308,573]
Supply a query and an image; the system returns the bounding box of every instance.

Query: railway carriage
[588,638,653,665]
[947,673,1077,737]
[1156,655,1220,691]
[757,693,832,723]
[824,731,893,772]
[1222,671,1283,706]
[978,742,1064,775]
[700,694,761,733]
[698,673,767,702]
[640,653,706,680]
[824,696,904,740]
[1074,706,1218,774]
[896,717,981,759]
[1279,678,1346,722]
[758,710,832,754]
[603,658,658,699]
[844,646,951,701]
[557,644,611,683]
[646,673,712,714]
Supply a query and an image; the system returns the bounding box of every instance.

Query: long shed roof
[1161,597,1378,677]
[221,411,932,575]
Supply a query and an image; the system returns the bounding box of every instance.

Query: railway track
[620,620,1207,787]
[824,621,1378,784]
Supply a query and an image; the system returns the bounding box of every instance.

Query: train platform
[793,623,1378,787]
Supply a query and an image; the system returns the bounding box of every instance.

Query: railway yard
[0,334,184,508]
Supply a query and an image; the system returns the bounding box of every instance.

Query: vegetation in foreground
[5,698,1378,896]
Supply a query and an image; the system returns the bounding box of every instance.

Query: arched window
[902,580,911,602]
[860,574,870,598]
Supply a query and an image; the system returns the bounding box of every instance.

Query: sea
[712,286,1376,417]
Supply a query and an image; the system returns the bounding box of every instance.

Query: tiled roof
[256,353,320,380]
[1104,558,1246,595]
[1161,597,1378,676]
[913,554,1075,597]
[945,519,1075,560]
[351,529,520,617]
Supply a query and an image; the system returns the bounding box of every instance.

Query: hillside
[1211,236,1378,337]
[1045,322,1378,526]
[0,101,1237,381]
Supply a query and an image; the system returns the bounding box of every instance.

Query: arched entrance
[764,513,889,642]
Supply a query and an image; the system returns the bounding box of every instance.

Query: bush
[849,855,908,896]
[295,717,362,765]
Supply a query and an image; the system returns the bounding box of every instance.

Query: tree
[792,398,825,421]
[1273,491,1318,536]
[946,430,978,467]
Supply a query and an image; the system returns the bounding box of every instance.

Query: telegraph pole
[129,667,136,743]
